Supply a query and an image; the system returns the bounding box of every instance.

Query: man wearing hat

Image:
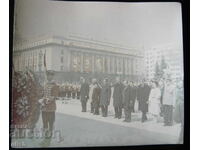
[80,77,89,112]
[39,70,59,146]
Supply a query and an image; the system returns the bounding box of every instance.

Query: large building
[145,43,184,80]
[13,35,145,82]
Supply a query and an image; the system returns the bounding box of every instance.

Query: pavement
[11,98,182,148]
[56,98,181,138]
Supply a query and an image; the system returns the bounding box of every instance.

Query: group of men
[79,76,183,124]
[37,70,183,146]
[58,82,81,99]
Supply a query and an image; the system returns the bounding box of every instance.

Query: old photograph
[11,0,184,148]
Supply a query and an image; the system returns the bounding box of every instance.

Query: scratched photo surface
[11,0,184,148]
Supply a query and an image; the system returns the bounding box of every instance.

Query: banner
[95,56,103,72]
[83,55,92,72]
[71,53,81,72]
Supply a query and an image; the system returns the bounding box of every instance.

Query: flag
[44,51,46,68]
[43,50,47,82]
[44,50,47,71]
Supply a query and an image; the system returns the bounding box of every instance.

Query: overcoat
[80,82,89,102]
[122,85,132,108]
[92,85,101,108]
[130,86,137,102]
[137,84,151,112]
[113,82,124,107]
[100,84,111,106]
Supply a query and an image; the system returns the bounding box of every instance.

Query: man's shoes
[123,120,131,122]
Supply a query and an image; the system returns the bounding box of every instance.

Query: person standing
[100,78,111,117]
[91,82,101,115]
[80,77,89,112]
[39,70,59,147]
[113,77,124,119]
[89,78,97,113]
[130,81,137,113]
[122,81,132,122]
[137,81,143,112]
[148,81,161,122]
[162,78,176,126]
[173,80,184,143]
[138,80,151,122]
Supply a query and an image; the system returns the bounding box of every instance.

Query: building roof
[13,35,144,57]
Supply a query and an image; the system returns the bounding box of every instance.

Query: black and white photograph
[11,0,185,148]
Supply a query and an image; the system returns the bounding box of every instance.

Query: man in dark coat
[122,81,132,122]
[137,81,151,122]
[80,77,89,112]
[130,81,137,113]
[100,78,111,117]
[91,82,101,115]
[113,77,124,119]
[137,82,143,111]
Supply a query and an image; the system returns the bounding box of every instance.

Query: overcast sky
[15,0,183,48]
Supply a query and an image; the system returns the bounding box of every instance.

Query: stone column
[107,56,110,74]
[92,54,95,73]
[81,52,83,72]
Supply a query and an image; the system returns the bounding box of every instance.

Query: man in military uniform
[39,70,59,147]
[100,78,111,117]
[80,77,89,112]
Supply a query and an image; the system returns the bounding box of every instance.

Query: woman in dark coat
[100,79,111,117]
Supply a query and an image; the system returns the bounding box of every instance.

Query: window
[60,66,64,71]
[61,56,64,63]
[61,49,64,55]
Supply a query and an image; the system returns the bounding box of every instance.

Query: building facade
[13,35,145,82]
[145,44,184,80]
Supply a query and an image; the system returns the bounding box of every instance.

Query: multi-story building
[145,44,184,80]
[13,35,145,82]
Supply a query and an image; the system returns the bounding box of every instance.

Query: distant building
[145,44,183,80]
[13,35,145,82]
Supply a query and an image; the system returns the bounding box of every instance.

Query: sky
[15,0,183,49]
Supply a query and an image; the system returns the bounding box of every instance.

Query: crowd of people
[38,71,184,146]
[57,82,81,100]
[78,76,184,126]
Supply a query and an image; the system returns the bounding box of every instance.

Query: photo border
[9,0,190,149]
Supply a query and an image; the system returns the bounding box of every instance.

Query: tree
[154,61,162,80]
[160,56,168,77]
